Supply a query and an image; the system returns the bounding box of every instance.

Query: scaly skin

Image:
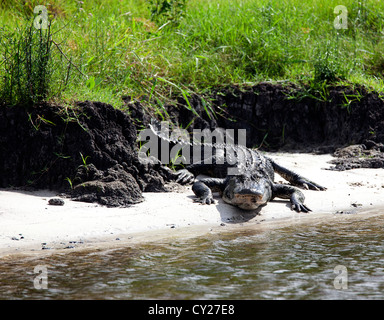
[173,149,326,212]
[150,121,326,212]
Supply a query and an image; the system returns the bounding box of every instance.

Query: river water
[1,211,384,300]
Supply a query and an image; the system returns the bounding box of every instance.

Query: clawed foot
[194,195,215,205]
[290,192,311,213]
[296,178,326,191]
[174,169,194,184]
[291,201,311,213]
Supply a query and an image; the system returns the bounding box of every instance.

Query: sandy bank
[1,153,384,258]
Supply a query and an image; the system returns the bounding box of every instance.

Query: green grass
[1,0,384,109]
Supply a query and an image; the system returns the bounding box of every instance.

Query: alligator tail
[149,119,193,147]
[149,119,247,152]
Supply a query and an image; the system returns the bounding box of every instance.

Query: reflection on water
[1,213,384,299]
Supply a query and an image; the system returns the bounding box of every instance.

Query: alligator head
[222,173,272,210]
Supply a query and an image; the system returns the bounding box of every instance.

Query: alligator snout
[222,177,273,210]
[232,189,269,210]
[234,192,263,201]
[235,188,264,195]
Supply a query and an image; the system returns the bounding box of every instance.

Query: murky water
[1,212,384,300]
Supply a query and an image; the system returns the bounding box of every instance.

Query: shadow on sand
[187,193,295,224]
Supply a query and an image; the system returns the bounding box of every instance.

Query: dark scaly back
[149,119,275,181]
[232,147,275,181]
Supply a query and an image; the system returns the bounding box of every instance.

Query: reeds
[0,20,53,105]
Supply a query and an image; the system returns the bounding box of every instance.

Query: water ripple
[1,213,384,299]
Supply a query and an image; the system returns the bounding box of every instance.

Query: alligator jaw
[233,193,268,210]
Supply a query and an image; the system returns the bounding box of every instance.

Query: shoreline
[1,152,384,258]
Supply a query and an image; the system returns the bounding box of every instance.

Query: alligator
[147,121,326,212]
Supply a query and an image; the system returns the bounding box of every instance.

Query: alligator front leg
[174,160,219,185]
[192,178,226,205]
[270,159,326,191]
[272,184,311,212]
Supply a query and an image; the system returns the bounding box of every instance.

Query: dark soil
[327,142,384,171]
[157,82,384,153]
[0,101,174,207]
[1,82,384,207]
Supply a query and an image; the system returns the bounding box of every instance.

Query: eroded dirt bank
[1,83,384,207]
[163,82,384,152]
[0,101,173,207]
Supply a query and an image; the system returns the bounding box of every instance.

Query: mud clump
[0,101,169,207]
[327,141,384,171]
[70,163,144,207]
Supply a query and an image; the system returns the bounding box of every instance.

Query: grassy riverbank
[1,0,384,108]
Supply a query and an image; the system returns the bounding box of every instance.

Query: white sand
[1,152,384,257]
